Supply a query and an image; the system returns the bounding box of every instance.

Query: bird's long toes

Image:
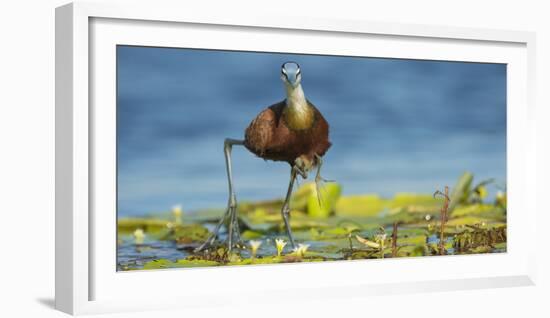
[315,178,326,208]
[315,174,335,184]
[194,243,208,253]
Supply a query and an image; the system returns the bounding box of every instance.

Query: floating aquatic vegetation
[453,225,507,253]
[118,218,171,235]
[142,258,220,269]
[355,235,381,249]
[117,173,508,271]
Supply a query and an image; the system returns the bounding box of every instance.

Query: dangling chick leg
[314,154,335,208]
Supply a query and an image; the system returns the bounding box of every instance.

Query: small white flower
[249,240,262,258]
[425,214,432,221]
[374,233,387,258]
[172,204,182,214]
[133,228,145,245]
[275,238,287,257]
[293,244,310,258]
[172,204,183,224]
[375,233,387,243]
[166,222,174,230]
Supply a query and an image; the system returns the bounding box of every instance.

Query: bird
[196,61,332,253]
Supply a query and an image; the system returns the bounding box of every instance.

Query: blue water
[117,46,506,216]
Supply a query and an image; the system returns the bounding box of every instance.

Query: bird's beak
[287,75,299,88]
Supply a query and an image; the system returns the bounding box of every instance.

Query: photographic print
[116,46,507,271]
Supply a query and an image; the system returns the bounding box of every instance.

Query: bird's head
[281,61,302,88]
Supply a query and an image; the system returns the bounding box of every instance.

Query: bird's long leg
[281,167,298,249]
[224,138,244,252]
[195,138,244,253]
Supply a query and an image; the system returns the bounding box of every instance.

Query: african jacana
[196,61,331,253]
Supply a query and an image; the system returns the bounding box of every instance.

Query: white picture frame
[55,1,537,315]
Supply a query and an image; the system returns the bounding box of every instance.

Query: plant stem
[391,222,398,258]
[438,186,450,255]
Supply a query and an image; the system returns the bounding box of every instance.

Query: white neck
[283,83,314,130]
[285,84,308,110]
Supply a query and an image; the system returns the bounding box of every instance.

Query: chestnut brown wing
[244,102,285,157]
[308,102,332,158]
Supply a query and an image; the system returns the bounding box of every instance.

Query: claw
[317,176,335,183]
[294,165,308,179]
[294,157,311,179]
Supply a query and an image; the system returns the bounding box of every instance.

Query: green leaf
[174,259,220,267]
[449,172,473,212]
[142,259,173,270]
[335,194,385,217]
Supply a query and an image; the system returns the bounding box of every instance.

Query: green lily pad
[172,224,210,241]
[174,259,220,267]
[118,218,171,235]
[142,258,220,269]
[142,259,174,270]
[390,193,441,209]
[335,194,385,217]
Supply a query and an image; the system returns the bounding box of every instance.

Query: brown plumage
[244,100,331,169]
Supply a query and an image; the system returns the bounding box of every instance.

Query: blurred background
[117,46,506,216]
